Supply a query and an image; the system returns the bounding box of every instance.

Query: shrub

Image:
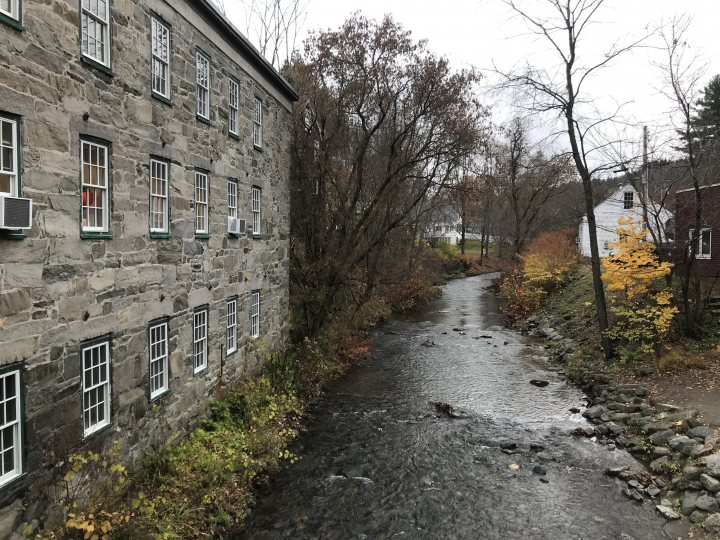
[602,217,677,360]
[499,230,578,323]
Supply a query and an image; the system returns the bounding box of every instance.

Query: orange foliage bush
[499,230,578,324]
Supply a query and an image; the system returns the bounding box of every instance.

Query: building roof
[195,0,299,102]
[675,183,720,194]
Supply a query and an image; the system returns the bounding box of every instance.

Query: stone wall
[0,0,294,534]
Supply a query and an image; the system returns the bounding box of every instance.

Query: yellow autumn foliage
[602,217,678,358]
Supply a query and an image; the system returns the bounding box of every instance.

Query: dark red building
[674,184,720,278]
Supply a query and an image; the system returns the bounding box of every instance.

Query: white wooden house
[578,184,673,258]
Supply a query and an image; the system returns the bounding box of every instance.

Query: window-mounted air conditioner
[0,195,32,229]
[227,217,246,235]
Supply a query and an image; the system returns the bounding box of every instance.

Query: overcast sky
[225,0,720,163]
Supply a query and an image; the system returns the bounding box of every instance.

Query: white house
[427,206,462,244]
[578,184,673,258]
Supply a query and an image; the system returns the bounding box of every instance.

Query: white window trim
[193,308,208,374]
[149,158,169,234]
[623,191,634,210]
[690,228,712,260]
[229,78,239,136]
[196,51,210,120]
[151,17,171,100]
[195,171,209,235]
[149,321,169,400]
[80,139,110,234]
[227,180,238,219]
[0,369,22,487]
[253,97,263,148]
[226,298,237,354]
[0,116,19,197]
[251,186,261,237]
[80,0,111,67]
[0,0,19,22]
[81,340,112,438]
[250,291,260,338]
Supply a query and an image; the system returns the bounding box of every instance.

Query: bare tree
[658,16,718,336]
[493,117,570,257]
[497,0,650,359]
[287,15,489,337]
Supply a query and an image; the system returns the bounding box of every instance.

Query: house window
[151,17,170,100]
[193,308,208,373]
[227,180,237,219]
[0,116,19,197]
[250,291,260,338]
[0,0,20,26]
[0,369,22,487]
[149,158,169,235]
[80,0,111,67]
[253,97,262,148]
[81,139,110,234]
[603,240,609,250]
[196,51,210,120]
[226,298,237,354]
[149,320,169,400]
[251,186,261,237]
[195,171,209,236]
[229,78,239,136]
[623,191,634,209]
[690,228,712,259]
[81,339,111,437]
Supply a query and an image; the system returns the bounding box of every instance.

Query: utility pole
[642,125,650,228]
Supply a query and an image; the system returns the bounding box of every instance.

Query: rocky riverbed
[236,275,690,539]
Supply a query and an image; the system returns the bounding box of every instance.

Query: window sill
[81,231,112,240]
[81,55,113,77]
[151,92,172,106]
[150,231,171,239]
[149,389,170,403]
[253,144,263,152]
[226,347,238,358]
[696,255,712,260]
[252,233,262,240]
[0,229,26,241]
[196,114,212,126]
[0,13,23,31]
[193,366,208,376]
[83,421,113,441]
[0,471,26,491]
[229,131,240,141]
[195,233,210,240]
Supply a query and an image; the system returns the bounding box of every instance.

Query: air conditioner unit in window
[228,217,246,235]
[0,196,32,229]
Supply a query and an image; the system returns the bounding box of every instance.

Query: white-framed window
[149,158,169,234]
[0,116,19,197]
[229,78,239,136]
[603,240,610,250]
[149,320,169,400]
[690,228,712,259]
[195,171,209,235]
[250,291,260,338]
[0,0,20,24]
[0,369,22,487]
[196,51,210,120]
[151,17,170,100]
[81,139,110,234]
[251,186,261,237]
[226,298,237,354]
[81,339,111,437]
[253,97,263,148]
[80,0,111,67]
[227,180,237,219]
[623,191,634,209]
[193,308,208,374]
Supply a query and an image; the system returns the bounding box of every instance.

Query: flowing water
[237,275,688,539]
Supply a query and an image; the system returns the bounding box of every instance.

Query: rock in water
[530,379,549,387]
[655,505,681,520]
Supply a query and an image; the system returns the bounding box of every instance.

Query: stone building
[0,0,297,533]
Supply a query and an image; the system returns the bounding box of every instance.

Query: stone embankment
[525,314,720,535]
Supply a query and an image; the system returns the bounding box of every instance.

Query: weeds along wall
[0,0,296,533]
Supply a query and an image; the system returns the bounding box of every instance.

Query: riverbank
[519,265,720,536]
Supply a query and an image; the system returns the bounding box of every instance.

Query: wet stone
[656,505,681,520]
[695,494,719,513]
[705,513,720,534]
[687,426,715,439]
[690,510,708,523]
[701,474,720,493]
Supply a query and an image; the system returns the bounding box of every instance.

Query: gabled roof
[194,0,299,102]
